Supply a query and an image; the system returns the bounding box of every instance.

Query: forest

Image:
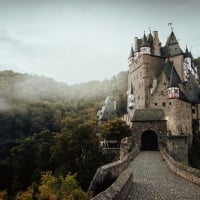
[0,70,129,199]
[1,56,200,199]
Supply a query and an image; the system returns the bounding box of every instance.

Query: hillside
[0,70,127,103]
[0,70,129,198]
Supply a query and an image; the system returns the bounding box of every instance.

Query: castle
[125,29,200,162]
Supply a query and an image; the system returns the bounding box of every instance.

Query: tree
[100,118,131,147]
[9,137,37,193]
[16,172,89,200]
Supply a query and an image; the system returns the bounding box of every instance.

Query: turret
[134,37,139,52]
[140,32,151,55]
[167,64,180,99]
[183,46,191,82]
[183,46,198,80]
[153,31,161,56]
[128,46,134,64]
[134,37,140,58]
[141,32,148,47]
[147,32,153,47]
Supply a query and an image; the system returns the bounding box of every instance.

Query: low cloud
[0,98,12,111]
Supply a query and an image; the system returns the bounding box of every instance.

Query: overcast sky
[0,0,199,85]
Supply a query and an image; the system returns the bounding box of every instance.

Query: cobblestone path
[127,151,200,200]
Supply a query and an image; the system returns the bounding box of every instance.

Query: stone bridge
[88,145,200,199]
[127,151,200,200]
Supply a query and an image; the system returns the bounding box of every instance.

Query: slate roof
[163,59,200,104]
[141,33,149,47]
[182,74,200,104]
[184,46,192,58]
[165,31,183,56]
[132,109,165,122]
[147,32,153,47]
[97,96,117,121]
[163,59,181,87]
[129,46,134,58]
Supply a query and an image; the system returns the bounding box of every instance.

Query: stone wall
[160,148,200,186]
[88,147,139,199]
[132,121,167,148]
[91,167,133,200]
[167,135,188,162]
[150,72,192,140]
[128,54,165,115]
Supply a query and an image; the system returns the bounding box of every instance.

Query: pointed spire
[167,61,180,99]
[141,31,149,47]
[129,45,134,58]
[166,31,178,46]
[165,31,182,56]
[147,27,153,46]
[184,45,191,58]
[168,65,176,87]
[148,32,153,47]
[167,63,180,88]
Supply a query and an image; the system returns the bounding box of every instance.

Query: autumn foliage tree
[100,118,131,147]
[15,172,89,200]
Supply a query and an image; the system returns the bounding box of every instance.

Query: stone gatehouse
[131,109,167,150]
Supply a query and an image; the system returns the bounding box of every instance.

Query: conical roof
[129,46,134,58]
[164,59,181,88]
[166,31,178,46]
[141,32,149,47]
[184,46,192,58]
[165,31,182,56]
[147,32,153,46]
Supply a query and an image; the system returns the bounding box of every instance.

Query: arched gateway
[131,109,167,151]
[141,130,158,151]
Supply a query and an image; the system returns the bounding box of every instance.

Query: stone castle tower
[126,29,200,162]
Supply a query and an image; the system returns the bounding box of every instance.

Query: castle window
[162,102,166,107]
[168,87,179,99]
[169,102,171,105]
[192,109,195,114]
[155,103,157,106]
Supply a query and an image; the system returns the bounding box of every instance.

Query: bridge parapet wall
[91,167,133,200]
[88,147,139,199]
[160,148,200,186]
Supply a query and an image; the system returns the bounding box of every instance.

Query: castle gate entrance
[141,130,158,151]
